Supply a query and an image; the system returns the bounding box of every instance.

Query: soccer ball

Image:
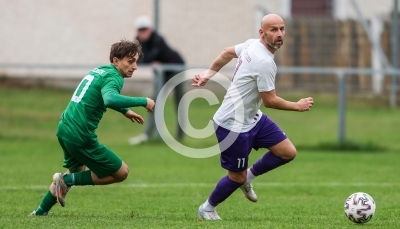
[344,192,376,224]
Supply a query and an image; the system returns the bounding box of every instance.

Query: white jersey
[213,39,277,132]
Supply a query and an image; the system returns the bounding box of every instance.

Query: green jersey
[57,64,147,146]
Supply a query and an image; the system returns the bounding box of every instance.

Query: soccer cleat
[128,134,149,145]
[28,211,49,216]
[53,173,68,207]
[198,205,222,220]
[240,183,258,202]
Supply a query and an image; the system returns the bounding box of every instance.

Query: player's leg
[198,125,252,220]
[243,115,294,198]
[60,142,129,186]
[37,166,87,211]
[252,138,296,174]
[30,137,86,216]
[30,166,87,216]
[52,162,128,209]
[48,141,128,208]
[86,161,129,185]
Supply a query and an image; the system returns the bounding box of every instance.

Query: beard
[266,38,283,50]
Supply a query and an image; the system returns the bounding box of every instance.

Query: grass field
[0,87,399,228]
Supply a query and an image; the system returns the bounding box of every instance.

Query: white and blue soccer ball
[344,192,376,224]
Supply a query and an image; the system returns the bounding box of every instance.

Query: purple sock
[208,176,243,207]
[250,151,292,176]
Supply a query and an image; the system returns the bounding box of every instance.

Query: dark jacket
[137,31,184,65]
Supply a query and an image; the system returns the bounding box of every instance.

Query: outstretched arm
[103,92,147,109]
[103,92,155,112]
[209,46,238,72]
[192,46,237,87]
[101,74,155,113]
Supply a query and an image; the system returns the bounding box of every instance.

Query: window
[291,0,333,17]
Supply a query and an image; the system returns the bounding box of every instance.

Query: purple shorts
[214,114,287,172]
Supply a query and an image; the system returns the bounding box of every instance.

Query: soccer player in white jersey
[192,14,314,220]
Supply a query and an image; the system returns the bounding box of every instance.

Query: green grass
[0,87,399,228]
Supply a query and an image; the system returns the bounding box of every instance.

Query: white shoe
[128,134,149,145]
[53,173,68,207]
[240,183,258,202]
[198,205,222,220]
[28,210,49,216]
[28,211,38,216]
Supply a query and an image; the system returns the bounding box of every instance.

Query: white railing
[1,63,400,144]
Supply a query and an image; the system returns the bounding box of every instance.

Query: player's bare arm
[260,90,313,111]
[192,46,237,87]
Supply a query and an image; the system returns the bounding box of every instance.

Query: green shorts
[58,137,123,178]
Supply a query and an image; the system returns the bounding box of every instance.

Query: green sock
[64,170,94,186]
[35,190,57,215]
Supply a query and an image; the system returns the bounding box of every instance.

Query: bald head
[261,14,284,29]
[259,14,285,53]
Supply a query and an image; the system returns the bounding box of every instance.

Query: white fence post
[337,71,346,145]
[371,16,384,95]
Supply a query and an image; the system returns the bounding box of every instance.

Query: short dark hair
[109,39,143,63]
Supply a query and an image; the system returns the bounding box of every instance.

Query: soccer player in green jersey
[29,39,155,216]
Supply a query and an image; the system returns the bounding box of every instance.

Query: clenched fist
[296,97,313,112]
[146,98,155,112]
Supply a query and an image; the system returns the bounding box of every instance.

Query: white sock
[246,168,256,183]
[202,200,216,211]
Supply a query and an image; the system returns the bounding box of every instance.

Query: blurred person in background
[128,15,185,145]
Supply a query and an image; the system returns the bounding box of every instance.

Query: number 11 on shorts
[237,158,245,168]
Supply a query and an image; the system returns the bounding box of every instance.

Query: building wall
[338,0,399,20]
[0,0,397,76]
[258,0,398,20]
[0,0,151,65]
[0,0,252,68]
[156,0,253,67]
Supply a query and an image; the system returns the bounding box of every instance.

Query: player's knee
[228,170,247,184]
[120,170,129,182]
[120,166,129,181]
[114,163,129,182]
[271,138,297,160]
[235,175,247,184]
[284,146,297,160]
